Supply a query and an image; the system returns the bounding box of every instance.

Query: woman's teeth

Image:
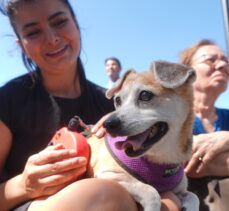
[47,46,66,55]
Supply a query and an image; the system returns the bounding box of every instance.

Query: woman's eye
[139,91,154,101]
[115,96,122,106]
[25,30,41,38]
[53,19,68,27]
[207,57,215,63]
[204,55,217,63]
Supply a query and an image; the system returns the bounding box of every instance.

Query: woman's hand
[21,144,87,199]
[160,192,181,211]
[91,113,112,138]
[185,131,229,177]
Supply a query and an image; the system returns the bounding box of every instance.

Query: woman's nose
[44,28,59,46]
[215,59,229,71]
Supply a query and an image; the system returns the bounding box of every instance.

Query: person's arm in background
[185,131,229,178]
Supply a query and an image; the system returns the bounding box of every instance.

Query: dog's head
[103,60,196,164]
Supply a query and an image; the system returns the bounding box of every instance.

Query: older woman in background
[180,39,229,211]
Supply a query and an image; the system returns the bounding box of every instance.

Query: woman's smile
[45,44,69,58]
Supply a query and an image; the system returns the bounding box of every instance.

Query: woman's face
[14,0,80,73]
[191,44,229,93]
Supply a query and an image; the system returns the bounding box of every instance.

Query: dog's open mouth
[115,122,168,157]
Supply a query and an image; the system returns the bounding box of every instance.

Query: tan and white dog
[86,61,199,211]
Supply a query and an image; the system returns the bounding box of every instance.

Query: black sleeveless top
[0,72,114,182]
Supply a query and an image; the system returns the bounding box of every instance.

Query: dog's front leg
[119,180,161,211]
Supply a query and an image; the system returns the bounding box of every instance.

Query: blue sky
[0,0,229,108]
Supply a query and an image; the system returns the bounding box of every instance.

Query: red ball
[51,127,90,163]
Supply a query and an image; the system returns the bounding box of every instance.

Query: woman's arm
[0,120,26,211]
[0,121,12,174]
[0,121,29,210]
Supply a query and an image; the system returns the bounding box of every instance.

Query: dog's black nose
[103,117,121,131]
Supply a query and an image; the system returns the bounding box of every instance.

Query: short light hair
[179,39,216,66]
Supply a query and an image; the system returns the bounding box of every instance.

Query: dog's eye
[139,91,154,101]
[115,96,122,106]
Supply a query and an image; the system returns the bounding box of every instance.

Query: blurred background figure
[105,57,122,88]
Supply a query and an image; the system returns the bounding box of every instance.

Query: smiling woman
[0,0,135,210]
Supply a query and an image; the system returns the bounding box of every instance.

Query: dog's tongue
[115,128,151,151]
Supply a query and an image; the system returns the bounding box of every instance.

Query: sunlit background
[0,0,229,108]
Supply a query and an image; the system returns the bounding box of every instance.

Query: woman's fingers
[29,147,78,166]
[40,165,86,187]
[184,151,200,174]
[23,146,88,198]
[186,133,227,176]
[34,156,87,178]
[91,113,111,138]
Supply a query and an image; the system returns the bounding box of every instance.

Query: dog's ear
[106,69,136,99]
[152,60,196,88]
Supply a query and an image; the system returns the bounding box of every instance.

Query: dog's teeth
[149,127,157,138]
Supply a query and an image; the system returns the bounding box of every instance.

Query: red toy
[51,116,90,163]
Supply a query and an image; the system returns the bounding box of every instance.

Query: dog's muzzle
[104,117,168,157]
[103,116,121,135]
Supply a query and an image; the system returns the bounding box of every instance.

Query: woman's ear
[16,38,27,55]
[16,38,24,51]
[16,38,21,46]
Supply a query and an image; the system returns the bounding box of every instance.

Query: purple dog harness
[105,136,184,193]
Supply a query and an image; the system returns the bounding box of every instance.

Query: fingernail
[95,130,103,138]
[55,143,65,149]
[77,157,87,164]
[91,126,96,133]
